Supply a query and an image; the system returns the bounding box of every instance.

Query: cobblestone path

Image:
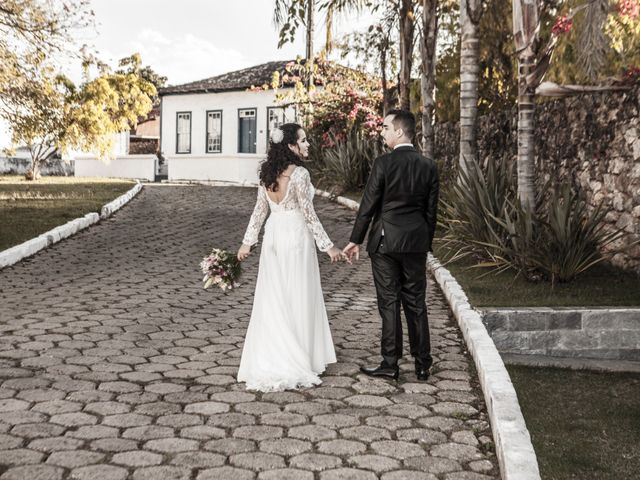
[0,185,499,480]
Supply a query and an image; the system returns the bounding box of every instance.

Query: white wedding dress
[237,166,337,392]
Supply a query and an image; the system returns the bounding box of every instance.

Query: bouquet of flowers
[200,248,242,291]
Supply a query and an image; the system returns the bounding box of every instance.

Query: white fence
[167,156,261,183]
[0,157,74,176]
[75,155,156,181]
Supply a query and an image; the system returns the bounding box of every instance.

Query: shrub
[310,128,384,195]
[439,157,627,284]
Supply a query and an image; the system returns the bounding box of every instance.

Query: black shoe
[414,360,431,381]
[360,363,399,380]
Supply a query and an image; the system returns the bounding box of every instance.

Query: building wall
[161,89,295,183]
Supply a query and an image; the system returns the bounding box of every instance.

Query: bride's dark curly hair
[259,123,305,192]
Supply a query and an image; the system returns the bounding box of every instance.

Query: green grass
[0,176,134,251]
[507,365,640,480]
[433,246,640,307]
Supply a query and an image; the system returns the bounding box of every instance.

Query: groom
[343,109,439,381]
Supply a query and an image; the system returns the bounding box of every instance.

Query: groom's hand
[342,242,359,263]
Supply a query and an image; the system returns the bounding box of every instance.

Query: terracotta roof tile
[159,60,296,96]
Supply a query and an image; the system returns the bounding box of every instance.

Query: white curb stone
[315,190,360,211]
[0,237,48,269]
[0,181,142,270]
[428,255,541,480]
[101,180,143,219]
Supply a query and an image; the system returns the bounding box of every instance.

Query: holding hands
[327,246,348,264]
[325,243,360,265]
[342,242,360,263]
[238,243,354,265]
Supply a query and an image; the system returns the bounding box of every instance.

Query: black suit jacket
[350,145,439,254]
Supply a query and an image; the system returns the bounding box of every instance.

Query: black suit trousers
[370,240,432,369]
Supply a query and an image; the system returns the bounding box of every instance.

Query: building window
[176,112,191,153]
[206,110,222,153]
[238,108,257,154]
[267,106,299,144]
[267,107,285,144]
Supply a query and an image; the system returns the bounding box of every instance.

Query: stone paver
[0,185,499,478]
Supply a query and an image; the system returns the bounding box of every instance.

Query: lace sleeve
[293,168,334,252]
[242,187,269,246]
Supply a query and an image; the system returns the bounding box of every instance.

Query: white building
[159,60,298,184]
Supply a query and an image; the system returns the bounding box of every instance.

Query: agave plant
[438,154,628,284]
[537,183,626,284]
[314,129,383,194]
[438,155,517,265]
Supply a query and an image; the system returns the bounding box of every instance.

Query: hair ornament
[270,127,284,144]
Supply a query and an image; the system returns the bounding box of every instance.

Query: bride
[236,123,344,392]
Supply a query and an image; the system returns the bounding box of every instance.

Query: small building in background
[129,105,161,156]
[158,60,298,184]
[72,107,160,182]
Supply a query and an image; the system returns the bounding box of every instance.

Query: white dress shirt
[394,143,414,149]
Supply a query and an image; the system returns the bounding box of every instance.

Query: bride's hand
[237,244,251,261]
[327,246,347,264]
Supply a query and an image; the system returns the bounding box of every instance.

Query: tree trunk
[25,159,41,181]
[381,47,390,114]
[306,0,315,90]
[420,0,437,158]
[459,0,481,172]
[398,0,415,111]
[324,3,334,54]
[517,54,536,210]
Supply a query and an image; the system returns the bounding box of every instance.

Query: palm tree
[273,0,369,59]
[512,0,616,211]
[512,0,537,209]
[459,0,482,173]
[399,0,416,110]
[273,0,316,62]
[420,0,437,157]
[306,0,316,89]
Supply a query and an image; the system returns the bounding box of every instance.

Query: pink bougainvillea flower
[619,0,639,18]
[622,66,640,82]
[551,15,573,35]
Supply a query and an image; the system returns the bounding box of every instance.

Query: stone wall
[483,308,640,362]
[435,86,640,272]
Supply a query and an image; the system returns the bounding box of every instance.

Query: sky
[0,0,377,149]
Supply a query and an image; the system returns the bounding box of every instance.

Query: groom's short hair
[386,109,416,140]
